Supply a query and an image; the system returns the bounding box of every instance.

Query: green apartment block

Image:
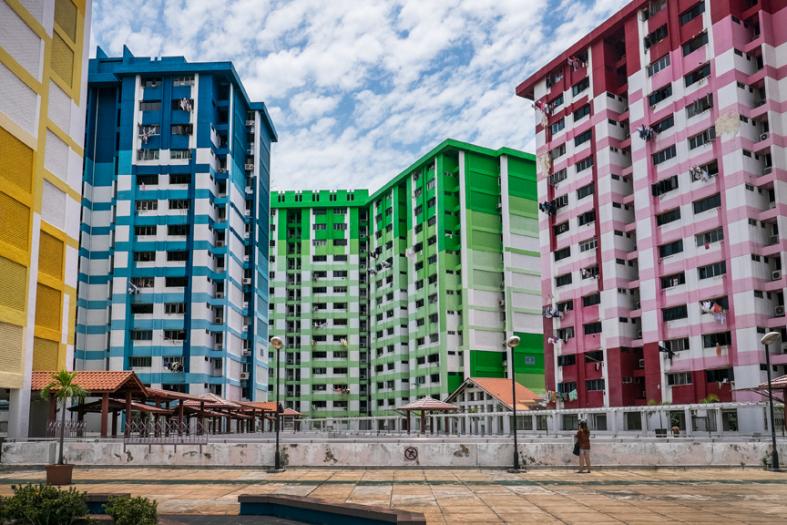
[269,139,543,417]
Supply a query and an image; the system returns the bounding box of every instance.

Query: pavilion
[397,397,458,434]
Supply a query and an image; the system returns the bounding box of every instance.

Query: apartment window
[550,93,564,107]
[573,104,590,121]
[663,304,688,321]
[169,199,189,210]
[170,173,190,184]
[165,303,185,314]
[554,247,571,261]
[134,251,156,262]
[696,227,724,246]
[577,182,593,200]
[574,130,592,146]
[167,251,187,262]
[135,225,157,236]
[586,379,605,391]
[702,331,731,348]
[131,330,152,341]
[686,94,713,118]
[706,368,734,383]
[659,239,684,258]
[665,337,690,352]
[579,237,597,252]
[652,175,678,196]
[679,2,705,25]
[555,273,573,287]
[667,372,692,386]
[171,149,191,160]
[582,293,600,307]
[165,276,187,287]
[648,84,672,106]
[682,31,709,56]
[693,193,721,214]
[131,277,154,288]
[684,63,711,87]
[550,143,566,160]
[143,78,160,88]
[333,223,347,231]
[698,261,726,280]
[644,25,668,49]
[168,224,188,236]
[661,272,686,289]
[557,355,576,366]
[553,222,569,236]
[652,145,677,165]
[551,118,565,134]
[584,322,602,335]
[130,357,152,368]
[139,101,161,111]
[137,174,158,186]
[173,75,194,86]
[647,54,670,76]
[688,127,716,149]
[137,149,159,161]
[569,78,589,97]
[557,381,577,394]
[656,208,681,226]
[171,124,192,135]
[131,303,153,314]
[652,114,675,133]
[578,210,595,226]
[163,330,185,341]
[576,156,593,172]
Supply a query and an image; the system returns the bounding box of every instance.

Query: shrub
[2,484,90,524]
[103,495,157,525]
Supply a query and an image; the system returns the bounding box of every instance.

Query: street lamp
[269,336,285,473]
[507,335,525,473]
[760,331,781,471]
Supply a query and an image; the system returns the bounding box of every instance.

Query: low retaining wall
[3,439,785,468]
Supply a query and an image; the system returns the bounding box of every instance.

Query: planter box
[46,464,73,485]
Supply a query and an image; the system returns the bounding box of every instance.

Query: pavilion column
[100,393,109,438]
[178,400,184,435]
[420,411,426,434]
[407,412,411,435]
[124,392,132,438]
[111,411,118,438]
[77,399,85,437]
[199,401,205,435]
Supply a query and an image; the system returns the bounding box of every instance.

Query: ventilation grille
[51,33,74,87]
[54,0,77,41]
[0,193,30,251]
[38,232,63,278]
[33,336,59,370]
[35,283,61,331]
[0,126,34,193]
[0,322,24,386]
[0,257,27,312]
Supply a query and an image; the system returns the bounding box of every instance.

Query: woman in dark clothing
[575,421,591,473]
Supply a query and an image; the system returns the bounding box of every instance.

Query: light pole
[269,336,285,473]
[507,335,524,473]
[760,331,781,471]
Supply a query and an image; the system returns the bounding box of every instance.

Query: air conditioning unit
[240,372,250,380]
[214,317,222,324]
[777,306,785,316]
[638,358,646,368]
[772,270,782,281]
[770,235,779,245]
[763,166,773,175]
[216,240,225,247]
[244,163,254,171]
[243,301,249,309]
[216,292,224,299]
[243,277,252,285]
[760,132,769,141]
[498,299,505,307]
[622,376,633,384]
[242,350,251,357]
[215,343,223,350]
[245,119,254,126]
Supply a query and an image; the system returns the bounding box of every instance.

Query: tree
[41,370,87,465]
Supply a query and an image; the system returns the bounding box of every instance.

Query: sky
[90,0,629,192]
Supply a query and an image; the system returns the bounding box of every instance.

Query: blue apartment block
[76,46,277,401]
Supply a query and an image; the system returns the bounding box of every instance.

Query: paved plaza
[1,466,786,523]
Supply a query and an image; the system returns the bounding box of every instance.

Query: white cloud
[91,0,629,191]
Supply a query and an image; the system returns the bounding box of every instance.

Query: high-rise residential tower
[76,47,276,401]
[0,0,91,437]
[516,0,787,417]
[269,140,543,417]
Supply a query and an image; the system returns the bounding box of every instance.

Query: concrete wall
[2,439,785,468]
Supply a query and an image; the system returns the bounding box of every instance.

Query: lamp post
[760,331,781,471]
[507,335,524,473]
[269,336,285,473]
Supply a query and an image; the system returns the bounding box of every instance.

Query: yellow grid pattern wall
[0,0,88,389]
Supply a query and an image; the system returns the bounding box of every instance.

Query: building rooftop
[447,377,542,411]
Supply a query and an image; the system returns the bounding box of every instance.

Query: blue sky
[90,0,628,191]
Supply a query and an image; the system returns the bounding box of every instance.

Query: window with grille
[698,261,726,280]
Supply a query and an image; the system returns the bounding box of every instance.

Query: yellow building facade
[0,0,90,437]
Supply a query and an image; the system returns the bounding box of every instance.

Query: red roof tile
[31,371,146,394]
[453,378,542,411]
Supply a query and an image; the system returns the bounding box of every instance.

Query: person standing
[575,421,591,473]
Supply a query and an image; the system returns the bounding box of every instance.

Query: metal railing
[124,419,208,445]
[46,421,85,438]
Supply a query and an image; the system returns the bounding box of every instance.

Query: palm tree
[41,370,87,465]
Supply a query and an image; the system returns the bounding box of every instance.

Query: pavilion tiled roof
[398,397,458,412]
[31,371,145,394]
[242,401,301,416]
[448,377,542,411]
